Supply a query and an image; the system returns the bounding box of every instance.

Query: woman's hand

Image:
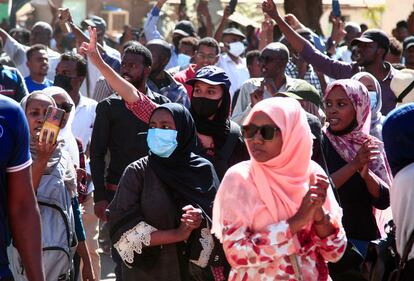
[262,0,279,19]
[351,140,380,171]
[177,205,202,240]
[35,129,57,162]
[79,27,102,66]
[288,174,329,233]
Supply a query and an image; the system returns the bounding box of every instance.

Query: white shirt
[216,54,250,99]
[231,76,298,125]
[72,95,97,152]
[4,36,61,81]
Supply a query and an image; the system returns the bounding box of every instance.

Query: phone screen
[229,0,238,14]
[39,106,65,144]
[332,0,341,17]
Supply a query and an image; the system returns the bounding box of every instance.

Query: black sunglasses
[242,124,280,140]
[57,102,73,113]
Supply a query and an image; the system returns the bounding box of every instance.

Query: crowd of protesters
[1,0,414,280]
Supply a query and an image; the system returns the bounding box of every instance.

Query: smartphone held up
[39,106,65,145]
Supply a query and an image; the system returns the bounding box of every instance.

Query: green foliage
[363,5,385,28]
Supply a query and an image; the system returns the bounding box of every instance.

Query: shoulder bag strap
[396,80,414,103]
[396,230,414,280]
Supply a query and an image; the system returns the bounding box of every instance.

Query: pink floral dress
[222,219,347,281]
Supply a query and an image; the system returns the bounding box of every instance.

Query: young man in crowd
[0,22,60,80]
[403,36,414,70]
[174,36,220,98]
[24,44,53,93]
[146,39,189,107]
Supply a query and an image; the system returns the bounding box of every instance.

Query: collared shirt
[24,76,53,93]
[90,88,170,203]
[301,43,399,114]
[174,64,197,99]
[4,36,60,81]
[231,76,299,125]
[147,71,190,108]
[72,95,97,152]
[0,65,28,102]
[80,50,120,99]
[92,76,113,102]
[216,54,250,99]
[285,60,322,94]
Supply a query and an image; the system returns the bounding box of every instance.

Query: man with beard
[262,0,398,115]
[145,39,189,107]
[89,43,169,280]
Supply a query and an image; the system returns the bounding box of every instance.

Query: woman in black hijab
[186,66,249,179]
[108,103,219,281]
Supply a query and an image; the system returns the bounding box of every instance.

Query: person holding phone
[212,97,346,280]
[20,91,95,281]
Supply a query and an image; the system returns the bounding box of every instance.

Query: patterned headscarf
[324,79,393,236]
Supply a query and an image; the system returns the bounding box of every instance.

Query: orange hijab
[212,98,342,240]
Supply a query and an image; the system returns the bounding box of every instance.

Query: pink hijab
[324,79,393,236]
[212,97,342,240]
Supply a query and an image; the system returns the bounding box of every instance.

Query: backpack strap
[396,229,414,278]
[396,79,414,103]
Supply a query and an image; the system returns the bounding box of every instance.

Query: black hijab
[148,103,219,214]
[190,85,231,149]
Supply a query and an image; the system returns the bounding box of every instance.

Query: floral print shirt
[222,219,346,281]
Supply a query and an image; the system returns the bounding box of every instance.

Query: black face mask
[53,74,73,93]
[191,97,221,118]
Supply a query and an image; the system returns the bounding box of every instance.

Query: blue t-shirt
[0,95,32,277]
[0,65,28,102]
[24,76,53,93]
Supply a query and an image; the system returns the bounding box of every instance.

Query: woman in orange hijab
[212,97,346,281]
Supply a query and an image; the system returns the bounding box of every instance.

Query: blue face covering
[368,91,377,110]
[147,128,178,158]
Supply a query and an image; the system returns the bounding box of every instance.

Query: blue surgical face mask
[147,128,178,158]
[368,91,377,110]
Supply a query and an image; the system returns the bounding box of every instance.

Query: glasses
[57,102,73,113]
[242,124,280,140]
[196,52,217,61]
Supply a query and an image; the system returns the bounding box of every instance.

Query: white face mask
[368,91,377,110]
[228,41,245,57]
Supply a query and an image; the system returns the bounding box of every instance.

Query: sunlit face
[27,49,49,77]
[325,86,357,132]
[149,109,176,130]
[192,81,224,101]
[194,45,219,70]
[245,111,283,162]
[120,53,147,87]
[25,95,54,137]
[355,41,382,67]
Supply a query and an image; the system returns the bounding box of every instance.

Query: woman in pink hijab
[212,97,346,281]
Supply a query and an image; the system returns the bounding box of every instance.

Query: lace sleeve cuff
[114,221,157,264]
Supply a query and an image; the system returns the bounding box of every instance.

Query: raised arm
[143,0,167,41]
[80,27,140,103]
[262,0,307,53]
[214,6,231,42]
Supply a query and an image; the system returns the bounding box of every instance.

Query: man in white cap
[390,69,414,105]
